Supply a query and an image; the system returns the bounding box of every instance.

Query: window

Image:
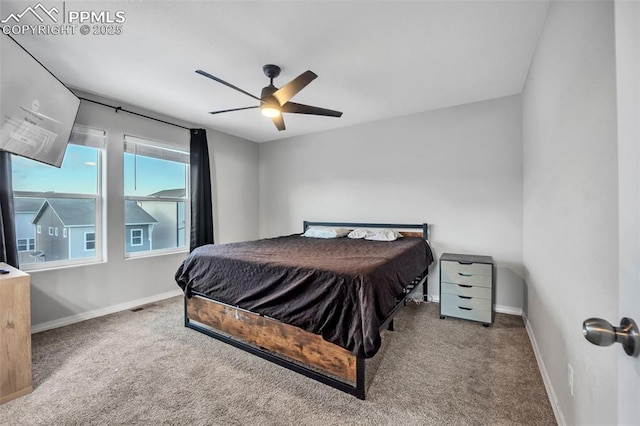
[12,126,105,268]
[17,238,35,252]
[84,232,95,251]
[130,229,143,246]
[123,136,189,256]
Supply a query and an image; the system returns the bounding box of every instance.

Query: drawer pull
[458,284,472,288]
[458,261,473,265]
[458,306,472,311]
[458,272,473,277]
[458,295,472,300]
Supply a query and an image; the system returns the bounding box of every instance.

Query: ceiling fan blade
[272,114,286,131]
[281,102,343,117]
[196,70,262,102]
[272,71,317,106]
[208,106,259,115]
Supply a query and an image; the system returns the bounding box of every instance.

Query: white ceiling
[1,1,549,143]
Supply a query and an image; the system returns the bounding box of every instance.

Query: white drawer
[441,268,492,288]
[441,293,491,310]
[441,282,492,299]
[441,260,492,276]
[441,303,492,324]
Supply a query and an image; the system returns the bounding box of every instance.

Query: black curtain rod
[78,97,191,130]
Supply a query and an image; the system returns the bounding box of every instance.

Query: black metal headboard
[303,221,429,240]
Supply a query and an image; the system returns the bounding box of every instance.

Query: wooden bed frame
[183,221,430,399]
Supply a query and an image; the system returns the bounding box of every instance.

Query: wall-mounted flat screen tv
[0,35,80,168]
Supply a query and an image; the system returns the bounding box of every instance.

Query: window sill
[124,248,189,261]
[20,258,107,273]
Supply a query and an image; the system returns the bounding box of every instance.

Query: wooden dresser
[439,253,494,326]
[0,263,32,404]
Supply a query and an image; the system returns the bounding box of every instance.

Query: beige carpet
[0,297,556,425]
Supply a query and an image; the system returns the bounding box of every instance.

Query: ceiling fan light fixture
[260,104,281,118]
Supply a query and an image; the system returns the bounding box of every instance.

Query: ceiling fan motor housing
[261,85,277,99]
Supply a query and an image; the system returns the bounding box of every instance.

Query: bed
[175,221,433,399]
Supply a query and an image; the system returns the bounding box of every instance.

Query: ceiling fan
[196,64,342,131]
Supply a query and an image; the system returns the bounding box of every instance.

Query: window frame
[123,135,190,259]
[84,232,96,251]
[130,228,144,247]
[12,125,106,271]
[17,238,34,252]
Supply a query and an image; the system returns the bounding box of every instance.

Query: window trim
[12,135,105,271]
[36,225,41,234]
[123,137,190,259]
[130,228,144,247]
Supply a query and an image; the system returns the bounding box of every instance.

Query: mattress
[175,234,433,358]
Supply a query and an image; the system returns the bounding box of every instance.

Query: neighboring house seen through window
[11,126,105,269]
[123,136,189,256]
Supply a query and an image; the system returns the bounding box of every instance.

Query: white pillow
[364,229,403,241]
[301,226,350,239]
[347,228,373,239]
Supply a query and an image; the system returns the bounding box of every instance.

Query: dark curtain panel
[0,151,18,267]
[189,129,214,251]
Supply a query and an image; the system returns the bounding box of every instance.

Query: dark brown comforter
[175,235,433,358]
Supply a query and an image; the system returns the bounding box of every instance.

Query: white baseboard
[494,304,523,316]
[428,295,523,316]
[522,312,566,426]
[31,289,183,334]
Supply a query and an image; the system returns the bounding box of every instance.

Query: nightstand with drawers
[439,253,494,326]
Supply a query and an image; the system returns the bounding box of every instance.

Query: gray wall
[210,128,260,243]
[29,92,259,330]
[522,1,618,424]
[259,95,524,312]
